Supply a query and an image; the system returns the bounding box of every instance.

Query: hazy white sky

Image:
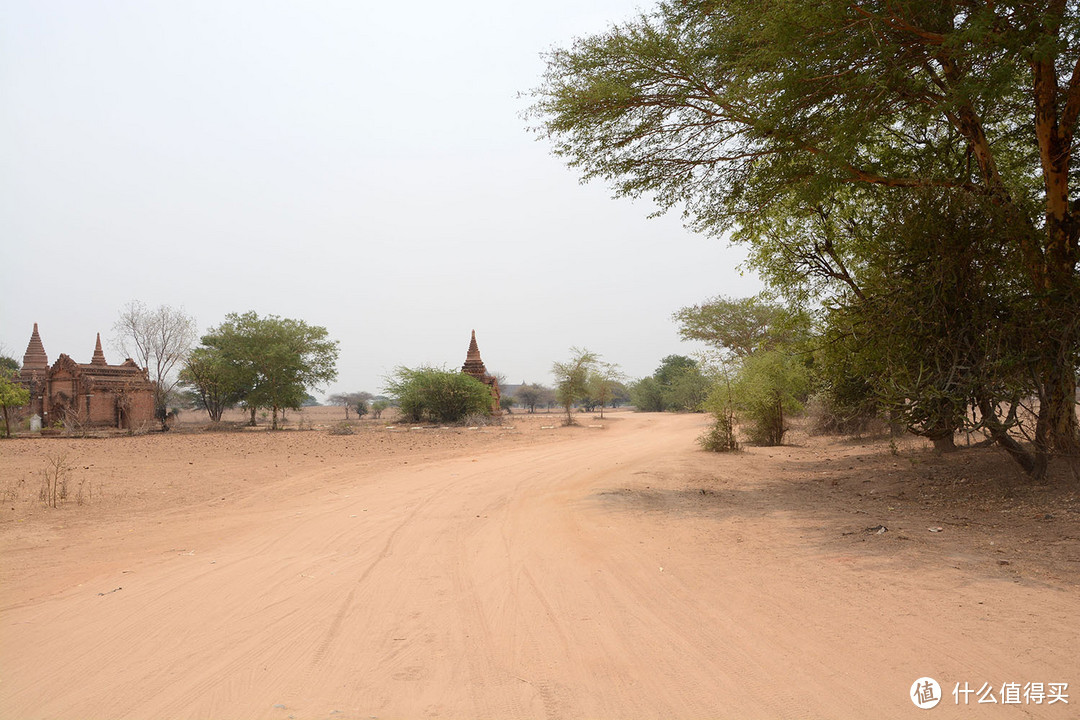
[1,0,761,398]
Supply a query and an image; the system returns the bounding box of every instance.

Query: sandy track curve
[1,414,1076,719]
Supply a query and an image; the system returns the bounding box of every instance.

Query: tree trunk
[930,432,957,453]
[1030,51,1080,462]
[977,397,1045,481]
[1035,328,1080,459]
[249,406,257,426]
[272,406,279,431]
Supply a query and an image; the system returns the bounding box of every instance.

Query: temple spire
[91,333,107,365]
[462,329,487,377]
[22,323,48,370]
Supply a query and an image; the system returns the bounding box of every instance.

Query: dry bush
[328,421,355,436]
[39,453,72,508]
[805,393,885,437]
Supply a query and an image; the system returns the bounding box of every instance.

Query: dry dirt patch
[590,423,1080,587]
[1,411,1076,719]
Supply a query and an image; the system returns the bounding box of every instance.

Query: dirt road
[1,413,1076,719]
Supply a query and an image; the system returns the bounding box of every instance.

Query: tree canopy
[182,312,338,428]
[674,296,809,358]
[631,355,710,412]
[515,383,556,413]
[552,348,599,425]
[533,0,1080,476]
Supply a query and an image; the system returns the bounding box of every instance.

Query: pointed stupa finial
[91,333,107,365]
[22,323,49,370]
[462,329,487,378]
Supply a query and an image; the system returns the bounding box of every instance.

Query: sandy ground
[1,410,1077,719]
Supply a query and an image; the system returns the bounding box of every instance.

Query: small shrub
[329,421,355,436]
[699,408,739,452]
[732,351,809,446]
[385,366,493,424]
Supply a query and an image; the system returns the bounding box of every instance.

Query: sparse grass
[462,412,502,427]
[3,475,26,502]
[201,422,246,433]
[74,477,92,505]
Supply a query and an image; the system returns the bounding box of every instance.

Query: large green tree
[178,347,246,422]
[185,312,339,429]
[534,0,1080,473]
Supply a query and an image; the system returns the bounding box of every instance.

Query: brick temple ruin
[17,323,156,430]
[461,330,501,414]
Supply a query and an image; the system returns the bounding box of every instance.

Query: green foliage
[0,355,19,374]
[370,399,390,420]
[327,391,373,420]
[631,355,710,412]
[183,312,338,428]
[515,383,555,413]
[531,1,1043,235]
[552,348,599,424]
[586,362,624,418]
[178,346,247,422]
[629,376,664,412]
[665,368,711,413]
[653,355,697,385]
[385,367,493,423]
[699,408,739,453]
[731,351,810,446]
[0,367,30,438]
[674,296,810,358]
[800,191,1039,453]
[533,0,1080,472]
